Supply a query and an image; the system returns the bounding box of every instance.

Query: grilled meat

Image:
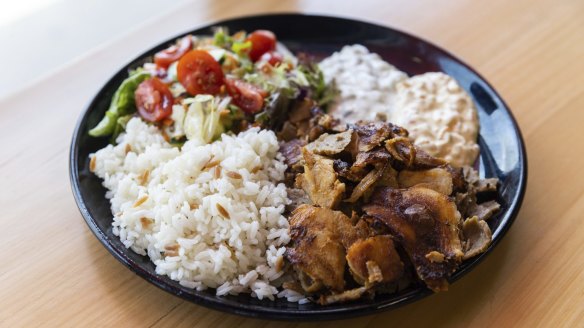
[363,186,464,291]
[410,148,448,169]
[461,216,492,260]
[318,287,370,305]
[286,205,368,292]
[456,166,500,220]
[385,137,417,168]
[467,200,501,221]
[305,129,354,156]
[444,165,467,193]
[282,119,500,302]
[353,122,396,152]
[341,148,392,182]
[346,235,404,285]
[345,163,390,203]
[279,139,306,172]
[295,148,346,209]
[397,168,454,196]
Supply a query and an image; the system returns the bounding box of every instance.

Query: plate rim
[69,12,528,321]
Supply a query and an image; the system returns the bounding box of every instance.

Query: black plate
[70,13,527,321]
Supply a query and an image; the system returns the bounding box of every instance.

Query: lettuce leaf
[297,61,338,110]
[89,70,151,137]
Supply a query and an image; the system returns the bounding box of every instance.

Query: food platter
[69,13,527,320]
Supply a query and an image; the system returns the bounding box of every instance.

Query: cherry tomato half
[177,50,225,95]
[246,30,277,62]
[225,78,267,114]
[259,51,284,67]
[134,77,174,122]
[154,36,192,70]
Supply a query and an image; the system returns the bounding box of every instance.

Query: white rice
[90,117,291,300]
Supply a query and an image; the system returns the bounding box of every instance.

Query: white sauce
[391,73,479,167]
[319,45,407,122]
[319,45,480,167]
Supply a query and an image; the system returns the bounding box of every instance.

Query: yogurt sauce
[319,45,479,167]
[391,73,479,167]
[319,45,407,122]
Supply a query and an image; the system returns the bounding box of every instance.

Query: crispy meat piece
[352,218,372,239]
[282,102,343,144]
[354,122,393,152]
[286,205,368,292]
[277,121,298,141]
[305,111,341,142]
[336,148,391,182]
[363,186,464,292]
[462,216,492,260]
[476,178,499,193]
[345,163,388,203]
[463,166,499,194]
[346,236,404,286]
[456,166,500,220]
[444,165,467,193]
[366,261,384,284]
[397,168,454,196]
[462,165,480,184]
[313,111,341,131]
[279,139,306,172]
[353,147,391,169]
[305,130,354,156]
[317,113,339,130]
[376,163,400,188]
[308,125,326,141]
[341,128,360,159]
[318,287,370,305]
[467,200,501,221]
[385,137,416,168]
[296,120,310,139]
[389,123,409,138]
[296,148,346,209]
[411,148,448,169]
[454,191,475,217]
[337,163,365,182]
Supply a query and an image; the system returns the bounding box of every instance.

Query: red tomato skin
[246,30,277,62]
[177,50,225,95]
[134,78,174,122]
[154,36,192,70]
[225,78,266,114]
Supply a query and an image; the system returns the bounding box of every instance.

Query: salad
[89,28,336,145]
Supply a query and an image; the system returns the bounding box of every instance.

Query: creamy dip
[391,73,479,167]
[319,45,407,122]
[319,45,479,167]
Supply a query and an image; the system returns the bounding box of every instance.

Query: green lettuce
[297,62,338,110]
[88,70,151,137]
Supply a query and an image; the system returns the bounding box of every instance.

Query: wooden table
[2,0,583,326]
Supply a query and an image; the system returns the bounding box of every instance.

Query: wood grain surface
[1,0,583,326]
